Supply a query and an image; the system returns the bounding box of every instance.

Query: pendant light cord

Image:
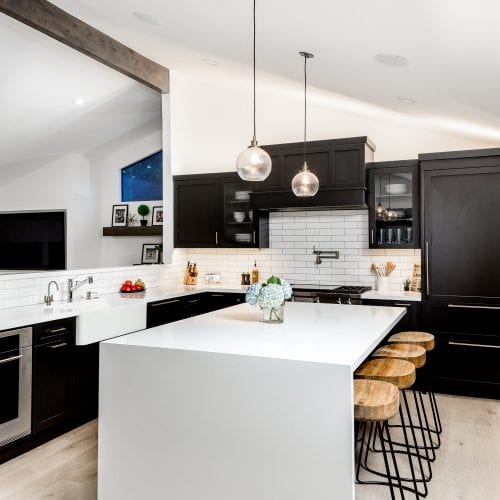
[252,0,256,144]
[303,53,307,165]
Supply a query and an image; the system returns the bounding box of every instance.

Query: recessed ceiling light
[132,12,162,26]
[73,98,85,105]
[201,58,219,66]
[375,53,410,67]
[397,96,416,104]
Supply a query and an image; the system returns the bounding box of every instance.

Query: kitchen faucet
[67,276,93,302]
[44,280,59,306]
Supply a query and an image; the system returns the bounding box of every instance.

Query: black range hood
[249,136,375,211]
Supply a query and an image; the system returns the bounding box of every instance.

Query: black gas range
[291,285,371,305]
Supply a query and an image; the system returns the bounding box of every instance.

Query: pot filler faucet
[67,276,93,302]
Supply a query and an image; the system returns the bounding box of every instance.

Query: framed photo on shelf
[112,204,128,227]
[152,206,163,226]
[141,243,161,264]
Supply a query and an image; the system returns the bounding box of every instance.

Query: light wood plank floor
[0,394,497,499]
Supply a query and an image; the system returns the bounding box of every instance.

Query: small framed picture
[152,206,163,226]
[112,204,128,227]
[141,243,160,264]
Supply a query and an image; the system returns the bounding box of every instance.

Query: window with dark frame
[121,150,163,202]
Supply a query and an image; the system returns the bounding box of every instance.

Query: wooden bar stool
[388,331,435,351]
[354,379,405,500]
[373,343,438,462]
[355,358,428,497]
[388,331,442,439]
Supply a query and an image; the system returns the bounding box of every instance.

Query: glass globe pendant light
[236,0,272,181]
[292,52,319,197]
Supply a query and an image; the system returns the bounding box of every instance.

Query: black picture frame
[152,206,163,226]
[112,204,128,227]
[141,243,161,264]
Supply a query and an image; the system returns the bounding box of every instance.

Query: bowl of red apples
[120,279,146,293]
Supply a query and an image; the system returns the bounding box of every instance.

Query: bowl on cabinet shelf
[385,183,407,195]
[233,211,246,223]
[235,233,252,243]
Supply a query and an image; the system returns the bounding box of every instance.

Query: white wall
[93,129,163,267]
[169,71,492,175]
[0,153,101,269]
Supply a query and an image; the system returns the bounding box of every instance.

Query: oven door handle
[0,354,22,364]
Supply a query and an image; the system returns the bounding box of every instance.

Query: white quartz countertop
[0,284,246,332]
[105,302,405,369]
[361,290,421,302]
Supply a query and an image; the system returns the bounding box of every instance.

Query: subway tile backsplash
[0,251,187,310]
[183,210,421,290]
[0,210,420,310]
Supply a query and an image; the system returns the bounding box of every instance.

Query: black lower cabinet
[32,319,77,434]
[147,292,245,328]
[74,342,99,420]
[424,301,500,399]
[428,331,500,399]
[361,299,421,333]
[1,318,99,464]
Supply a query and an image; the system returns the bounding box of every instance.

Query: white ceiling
[50,0,500,144]
[0,13,161,175]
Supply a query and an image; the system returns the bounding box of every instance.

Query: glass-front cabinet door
[367,160,420,249]
[220,176,268,248]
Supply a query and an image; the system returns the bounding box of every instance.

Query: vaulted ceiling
[51,0,500,144]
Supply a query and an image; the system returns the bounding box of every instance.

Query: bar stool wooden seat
[372,343,427,368]
[355,358,416,389]
[354,379,406,499]
[388,331,435,351]
[354,379,400,421]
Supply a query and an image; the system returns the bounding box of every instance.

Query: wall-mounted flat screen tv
[0,211,66,271]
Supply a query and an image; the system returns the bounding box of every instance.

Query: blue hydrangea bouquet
[245,276,292,323]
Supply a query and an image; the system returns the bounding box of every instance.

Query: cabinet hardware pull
[447,304,500,310]
[449,341,500,349]
[425,241,430,296]
[370,229,374,245]
[210,294,224,297]
[151,299,181,307]
[46,327,67,334]
[253,231,256,244]
[215,231,219,245]
[48,342,67,349]
[394,303,411,307]
[187,300,199,304]
[0,354,22,364]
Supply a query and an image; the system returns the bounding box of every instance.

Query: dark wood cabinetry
[174,173,269,248]
[32,319,76,434]
[366,160,419,249]
[147,292,245,328]
[32,318,99,434]
[361,299,421,333]
[251,137,374,210]
[420,148,500,398]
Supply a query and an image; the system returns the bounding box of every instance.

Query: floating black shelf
[102,226,163,237]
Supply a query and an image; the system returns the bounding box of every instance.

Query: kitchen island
[98,302,405,500]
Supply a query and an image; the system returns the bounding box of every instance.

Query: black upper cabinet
[251,137,375,210]
[421,150,500,303]
[174,173,269,248]
[174,178,219,247]
[366,160,420,249]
